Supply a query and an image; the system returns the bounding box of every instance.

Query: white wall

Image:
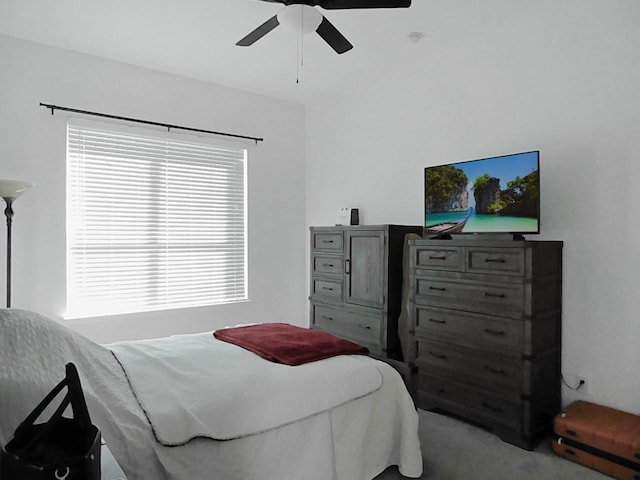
[3,1,639,415]
[0,34,307,343]
[305,1,640,413]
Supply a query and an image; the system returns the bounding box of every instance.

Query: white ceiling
[0,0,558,105]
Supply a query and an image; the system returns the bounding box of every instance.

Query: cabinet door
[345,230,385,309]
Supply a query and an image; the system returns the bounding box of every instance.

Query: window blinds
[66,120,247,318]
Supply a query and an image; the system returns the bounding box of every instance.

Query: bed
[0,309,423,480]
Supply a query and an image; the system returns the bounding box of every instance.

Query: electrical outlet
[564,373,588,395]
[576,376,588,394]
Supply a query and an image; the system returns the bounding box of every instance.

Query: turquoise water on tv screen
[426,212,538,233]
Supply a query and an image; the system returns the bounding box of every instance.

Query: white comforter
[110,333,383,443]
[0,309,423,480]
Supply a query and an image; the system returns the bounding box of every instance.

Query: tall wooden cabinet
[407,238,562,449]
[309,225,422,361]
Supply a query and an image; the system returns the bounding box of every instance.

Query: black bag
[0,363,101,480]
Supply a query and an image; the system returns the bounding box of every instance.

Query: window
[66,119,247,318]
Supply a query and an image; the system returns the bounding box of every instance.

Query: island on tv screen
[424,151,540,235]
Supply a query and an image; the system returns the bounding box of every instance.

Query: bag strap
[64,363,92,427]
[12,390,72,453]
[13,377,68,440]
[11,363,93,448]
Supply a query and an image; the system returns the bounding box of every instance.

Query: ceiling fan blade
[316,16,353,54]
[318,0,411,9]
[236,15,280,47]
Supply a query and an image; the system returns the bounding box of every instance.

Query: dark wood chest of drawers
[309,225,422,363]
[407,238,563,449]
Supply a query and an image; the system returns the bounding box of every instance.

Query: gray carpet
[375,409,611,479]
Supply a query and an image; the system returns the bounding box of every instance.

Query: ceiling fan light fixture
[277,5,323,35]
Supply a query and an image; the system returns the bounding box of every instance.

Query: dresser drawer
[311,303,382,351]
[415,276,524,316]
[418,373,522,429]
[415,306,523,354]
[466,247,525,276]
[312,254,343,275]
[312,232,343,251]
[416,340,523,393]
[311,278,343,301]
[415,246,462,271]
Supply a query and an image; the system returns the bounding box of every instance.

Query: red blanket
[213,323,369,366]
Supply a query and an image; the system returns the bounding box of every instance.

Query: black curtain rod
[39,103,264,144]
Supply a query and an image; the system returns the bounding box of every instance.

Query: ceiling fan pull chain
[300,6,305,67]
[296,34,300,84]
[296,25,305,84]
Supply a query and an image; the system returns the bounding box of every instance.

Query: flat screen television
[424,151,540,237]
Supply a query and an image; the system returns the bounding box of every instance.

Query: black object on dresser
[309,225,422,364]
[407,238,563,450]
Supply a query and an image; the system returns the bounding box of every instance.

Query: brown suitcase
[553,438,640,480]
[553,401,640,479]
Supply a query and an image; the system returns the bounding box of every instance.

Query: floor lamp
[0,179,33,308]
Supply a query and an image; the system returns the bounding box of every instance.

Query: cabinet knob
[484,292,505,298]
[484,328,505,336]
[483,365,507,376]
[428,351,447,360]
[428,318,447,325]
[484,257,506,263]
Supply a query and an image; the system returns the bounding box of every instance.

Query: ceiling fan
[236,0,412,55]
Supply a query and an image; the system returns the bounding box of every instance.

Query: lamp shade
[277,5,323,35]
[0,180,33,199]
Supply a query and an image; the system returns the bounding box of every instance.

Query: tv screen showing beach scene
[424,151,540,235]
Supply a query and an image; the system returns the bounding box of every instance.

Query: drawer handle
[484,328,505,336]
[566,429,577,437]
[483,365,507,375]
[428,351,447,360]
[321,286,335,291]
[484,257,506,263]
[429,286,447,292]
[322,240,335,244]
[484,292,505,298]
[481,402,504,413]
[322,315,334,321]
[322,263,335,268]
[345,259,351,275]
[428,318,447,325]
[358,324,372,330]
[429,255,447,260]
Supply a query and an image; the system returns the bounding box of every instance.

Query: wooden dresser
[407,238,562,449]
[309,225,422,364]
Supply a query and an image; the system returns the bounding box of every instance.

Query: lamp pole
[3,197,14,308]
[0,179,33,309]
